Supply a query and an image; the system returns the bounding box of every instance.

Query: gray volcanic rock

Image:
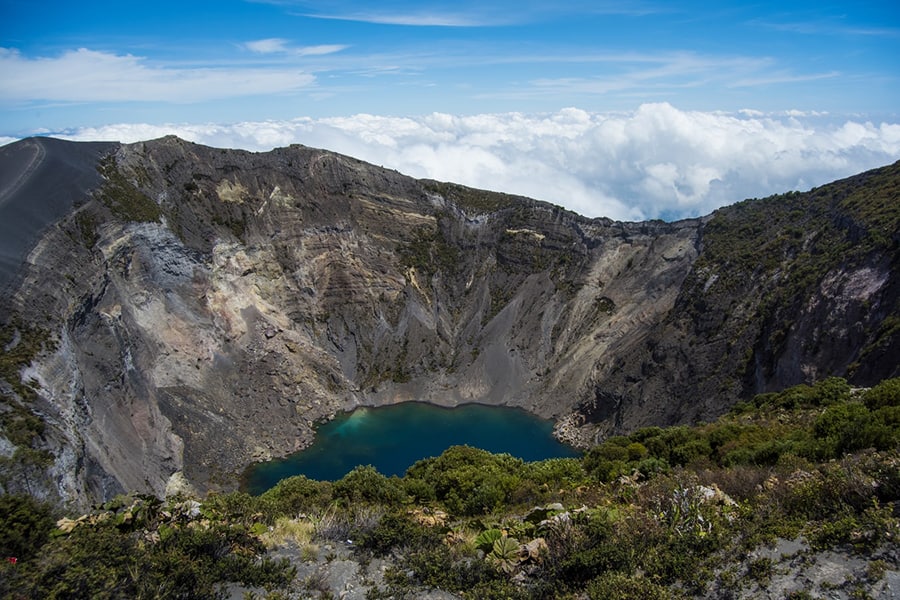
[0,137,116,291]
[0,136,897,506]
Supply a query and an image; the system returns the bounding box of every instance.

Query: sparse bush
[747,556,775,583]
[358,511,438,556]
[96,155,161,222]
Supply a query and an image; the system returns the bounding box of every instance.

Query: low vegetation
[685,162,900,386]
[0,321,56,496]
[423,180,519,214]
[397,225,460,280]
[96,155,162,222]
[1,376,899,598]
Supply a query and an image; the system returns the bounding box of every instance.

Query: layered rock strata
[0,136,896,506]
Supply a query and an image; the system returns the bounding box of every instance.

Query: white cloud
[245,38,291,53]
[305,11,483,26]
[20,104,900,221]
[0,47,316,103]
[266,0,663,27]
[294,44,349,56]
[732,71,841,88]
[244,39,348,56]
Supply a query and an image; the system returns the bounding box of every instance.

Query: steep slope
[0,137,115,290]
[574,164,900,440]
[0,136,897,506]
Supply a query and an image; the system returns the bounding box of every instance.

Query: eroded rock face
[1,136,897,506]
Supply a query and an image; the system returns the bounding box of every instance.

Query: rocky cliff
[1,136,897,507]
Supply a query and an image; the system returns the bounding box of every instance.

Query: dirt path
[0,138,46,208]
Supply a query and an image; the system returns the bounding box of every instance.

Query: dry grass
[261,516,315,549]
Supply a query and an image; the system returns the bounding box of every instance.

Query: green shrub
[521,457,586,488]
[671,437,713,466]
[812,377,853,406]
[21,516,294,598]
[401,476,436,502]
[202,491,264,524]
[585,572,675,600]
[383,543,511,597]
[813,402,870,456]
[642,434,669,460]
[635,457,670,479]
[333,466,404,506]
[863,378,900,410]
[807,399,900,458]
[358,511,438,556]
[749,440,793,466]
[554,512,635,586]
[405,446,523,515]
[807,498,898,553]
[754,377,852,411]
[0,494,55,560]
[747,556,775,583]
[626,442,649,461]
[260,475,332,517]
[631,426,665,443]
[585,441,629,464]
[585,440,648,482]
[23,520,139,599]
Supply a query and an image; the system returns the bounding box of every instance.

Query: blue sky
[1,0,899,220]
[2,0,898,129]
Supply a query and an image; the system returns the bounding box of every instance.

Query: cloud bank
[27,104,900,221]
[0,47,315,103]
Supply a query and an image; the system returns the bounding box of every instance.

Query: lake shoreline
[241,401,582,494]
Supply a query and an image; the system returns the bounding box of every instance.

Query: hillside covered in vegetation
[2,376,899,599]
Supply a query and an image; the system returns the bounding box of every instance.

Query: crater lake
[243,402,580,494]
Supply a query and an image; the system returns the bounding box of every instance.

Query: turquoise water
[243,402,580,494]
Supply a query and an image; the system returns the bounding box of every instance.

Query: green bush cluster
[332,465,405,506]
[0,494,294,599]
[585,572,677,600]
[404,446,526,515]
[584,377,900,483]
[3,376,899,599]
[0,494,55,561]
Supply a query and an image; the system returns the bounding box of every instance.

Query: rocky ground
[222,534,900,600]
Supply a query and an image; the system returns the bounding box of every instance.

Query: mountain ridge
[0,135,897,506]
